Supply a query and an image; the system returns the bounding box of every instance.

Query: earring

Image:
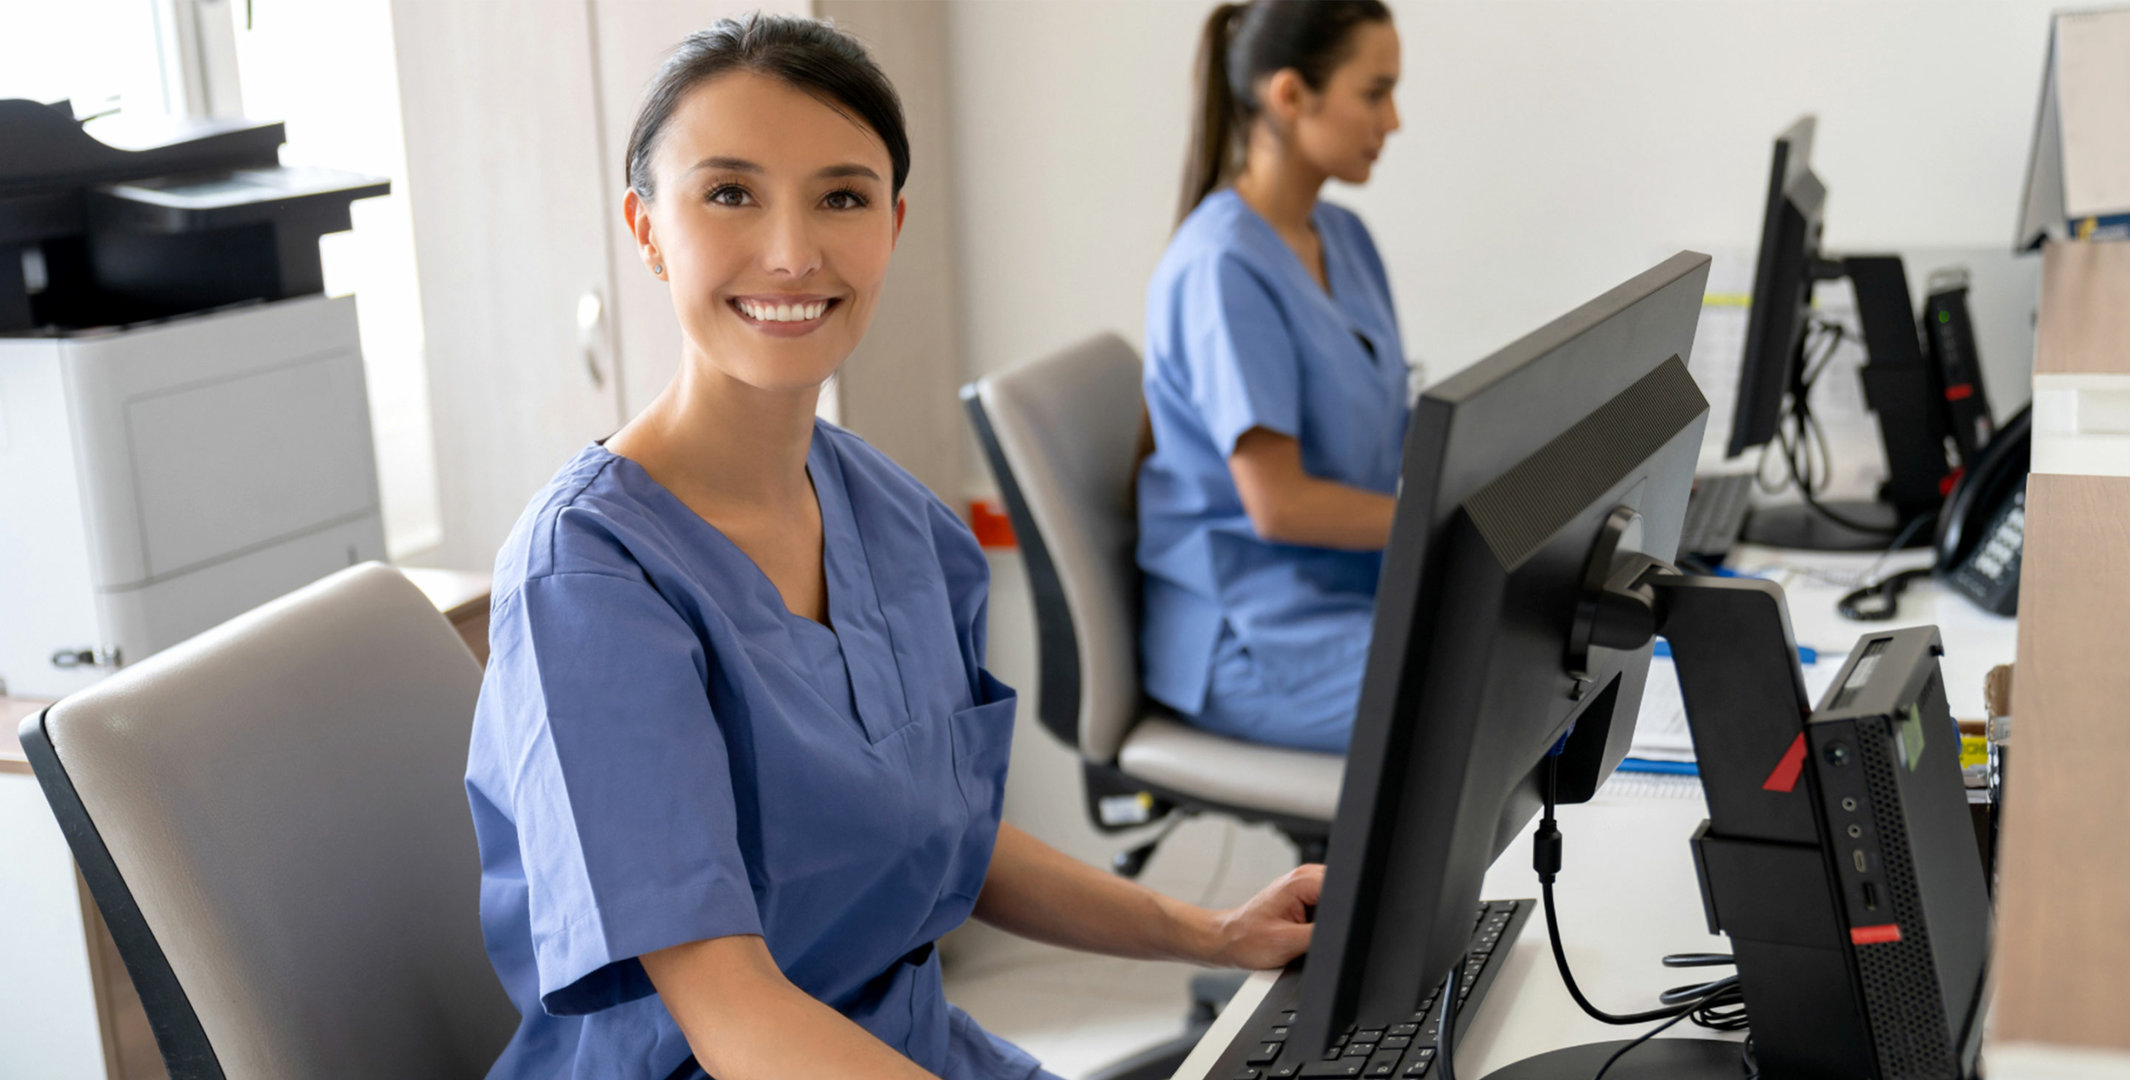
[652,263,664,276]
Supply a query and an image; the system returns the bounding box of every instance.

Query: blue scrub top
[466,420,1048,1080]
[1137,189,1410,728]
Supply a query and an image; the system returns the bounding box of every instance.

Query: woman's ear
[1260,67,1309,124]
[892,195,907,248]
[624,188,663,277]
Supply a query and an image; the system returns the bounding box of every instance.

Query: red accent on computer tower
[1763,732,1808,792]
[1850,923,1903,945]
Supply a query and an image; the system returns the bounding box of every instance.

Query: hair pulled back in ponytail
[1177,0,1393,223]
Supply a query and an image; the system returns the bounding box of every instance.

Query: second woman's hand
[1185,863,1325,970]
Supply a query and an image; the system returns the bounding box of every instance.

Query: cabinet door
[392,0,624,571]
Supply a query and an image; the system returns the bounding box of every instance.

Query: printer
[1,99,392,699]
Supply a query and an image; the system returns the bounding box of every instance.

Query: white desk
[1175,557,2016,1080]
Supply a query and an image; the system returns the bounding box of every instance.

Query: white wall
[948,0,2059,385]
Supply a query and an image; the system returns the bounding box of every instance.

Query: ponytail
[1179,2,1249,224]
[1175,0,1393,224]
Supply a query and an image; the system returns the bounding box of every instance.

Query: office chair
[962,333,1343,1080]
[18,563,517,1079]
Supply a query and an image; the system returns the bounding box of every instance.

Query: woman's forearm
[644,935,940,1080]
[1255,475,1395,549]
[972,823,1222,962]
[1227,426,1396,550]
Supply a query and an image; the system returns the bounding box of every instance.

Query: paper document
[1629,654,1846,763]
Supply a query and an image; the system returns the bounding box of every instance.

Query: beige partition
[1991,240,2130,1071]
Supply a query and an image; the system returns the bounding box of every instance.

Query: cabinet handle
[577,290,607,389]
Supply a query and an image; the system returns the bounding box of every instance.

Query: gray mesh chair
[962,332,1344,862]
[964,334,1347,1080]
[18,563,517,1079]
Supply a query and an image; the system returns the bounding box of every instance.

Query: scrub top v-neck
[1137,189,1411,752]
[465,420,1046,1080]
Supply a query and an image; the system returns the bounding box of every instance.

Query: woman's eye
[822,188,869,211]
[707,184,751,207]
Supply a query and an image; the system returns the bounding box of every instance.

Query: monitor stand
[1479,1038,1745,1080]
[1738,254,1948,554]
[1739,499,1931,551]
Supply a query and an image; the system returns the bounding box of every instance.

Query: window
[226,1,443,558]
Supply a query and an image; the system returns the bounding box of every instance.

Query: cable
[1436,964,1461,1080]
[1588,1007,1697,1080]
[1533,757,1701,1026]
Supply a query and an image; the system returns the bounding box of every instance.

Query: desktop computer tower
[1680,608,1988,1080]
[1803,628,1990,1080]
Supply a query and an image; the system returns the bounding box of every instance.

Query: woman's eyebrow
[689,155,761,175]
[818,163,881,182]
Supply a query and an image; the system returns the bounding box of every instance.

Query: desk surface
[1174,554,2014,1079]
[1,696,42,775]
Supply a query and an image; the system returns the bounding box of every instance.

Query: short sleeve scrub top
[466,420,1056,1080]
[1138,189,1412,755]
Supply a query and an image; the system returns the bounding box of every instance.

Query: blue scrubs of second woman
[1138,189,1411,754]
[467,422,1051,1080]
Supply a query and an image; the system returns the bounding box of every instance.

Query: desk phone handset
[1840,404,2029,621]
[1935,404,2029,616]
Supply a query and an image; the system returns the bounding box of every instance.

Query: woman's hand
[1197,863,1325,970]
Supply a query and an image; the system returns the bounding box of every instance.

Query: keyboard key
[1388,1023,1419,1037]
[1344,1042,1376,1057]
[1271,1025,1290,1038]
[1248,1043,1283,1065]
[1232,1071,1263,1080]
[1325,1046,1346,1061]
[1270,1066,1301,1080]
[1364,1050,1402,1078]
[1299,1059,1365,1078]
[1402,1059,1431,1078]
[1380,1036,1412,1051]
[1355,1030,1386,1043]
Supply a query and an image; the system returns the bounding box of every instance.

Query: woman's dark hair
[626,13,910,202]
[1179,0,1392,222]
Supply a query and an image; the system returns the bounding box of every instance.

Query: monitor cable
[1436,964,1462,1080]
[1533,757,1753,1032]
[1762,321,1905,539]
[1534,756,1700,1025]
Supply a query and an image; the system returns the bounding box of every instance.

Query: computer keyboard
[1207,899,1534,1080]
[1679,473,1755,562]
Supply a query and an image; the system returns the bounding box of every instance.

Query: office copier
[1,98,390,698]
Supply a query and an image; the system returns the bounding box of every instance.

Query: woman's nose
[761,204,823,278]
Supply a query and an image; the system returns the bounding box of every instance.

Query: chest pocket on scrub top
[948,670,1017,821]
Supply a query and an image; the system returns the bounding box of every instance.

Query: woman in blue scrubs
[464,16,1321,1080]
[1139,1,1406,755]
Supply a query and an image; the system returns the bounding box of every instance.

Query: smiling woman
[462,13,1324,1080]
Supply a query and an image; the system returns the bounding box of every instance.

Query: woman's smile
[728,294,842,336]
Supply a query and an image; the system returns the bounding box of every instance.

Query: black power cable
[1436,965,1461,1080]
[1533,757,1704,1026]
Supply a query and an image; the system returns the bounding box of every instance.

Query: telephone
[1934,404,2030,615]
[1838,404,2029,621]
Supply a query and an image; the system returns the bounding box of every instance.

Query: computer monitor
[1726,115,1954,550]
[1290,252,1713,1056]
[1730,116,1823,459]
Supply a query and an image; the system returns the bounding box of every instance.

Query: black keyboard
[1206,899,1534,1080]
[1680,473,1755,562]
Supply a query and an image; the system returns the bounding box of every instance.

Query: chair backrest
[962,333,1147,763]
[20,562,517,1080]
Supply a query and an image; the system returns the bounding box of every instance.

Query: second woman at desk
[1139,0,1408,754]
